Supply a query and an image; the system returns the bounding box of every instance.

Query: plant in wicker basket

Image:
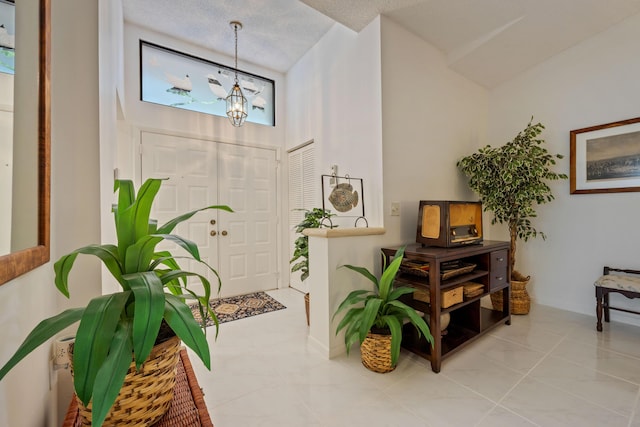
[0,178,232,427]
[333,246,434,372]
[457,118,567,313]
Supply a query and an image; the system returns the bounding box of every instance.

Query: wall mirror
[0,0,50,286]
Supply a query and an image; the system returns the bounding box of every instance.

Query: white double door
[141,131,279,298]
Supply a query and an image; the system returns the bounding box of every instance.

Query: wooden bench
[595,266,640,331]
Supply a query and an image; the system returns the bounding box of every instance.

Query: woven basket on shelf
[360,332,395,373]
[71,335,182,427]
[491,273,531,315]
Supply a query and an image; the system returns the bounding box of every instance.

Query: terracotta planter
[71,335,181,426]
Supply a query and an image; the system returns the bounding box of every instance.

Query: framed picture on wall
[570,117,640,194]
[0,0,15,75]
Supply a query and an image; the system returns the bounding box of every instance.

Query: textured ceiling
[123,0,640,87]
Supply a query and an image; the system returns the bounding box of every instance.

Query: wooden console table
[62,349,213,427]
[382,241,511,373]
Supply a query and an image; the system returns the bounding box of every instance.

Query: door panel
[218,143,278,296]
[141,131,278,299]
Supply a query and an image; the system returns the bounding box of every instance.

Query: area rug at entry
[190,291,286,326]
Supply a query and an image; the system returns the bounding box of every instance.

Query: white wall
[285,19,384,227]
[120,23,286,182]
[0,1,102,426]
[380,16,489,245]
[488,13,640,321]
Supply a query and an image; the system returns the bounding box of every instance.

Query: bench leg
[603,292,610,323]
[596,287,603,332]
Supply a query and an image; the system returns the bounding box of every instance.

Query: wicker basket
[72,335,182,427]
[490,274,531,315]
[304,292,310,326]
[360,332,395,373]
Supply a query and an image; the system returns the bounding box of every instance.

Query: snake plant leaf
[387,286,415,302]
[164,294,210,369]
[125,272,165,368]
[156,205,233,235]
[114,179,135,211]
[387,300,433,345]
[130,178,163,242]
[332,289,369,320]
[74,292,131,405]
[124,235,163,274]
[380,315,403,366]
[90,319,133,427]
[358,297,382,342]
[334,307,363,335]
[339,264,379,290]
[0,308,85,381]
[378,246,405,300]
[154,234,202,261]
[54,244,123,297]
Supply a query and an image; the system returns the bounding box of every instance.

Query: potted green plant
[456,118,567,314]
[333,246,434,373]
[290,207,336,324]
[0,178,232,427]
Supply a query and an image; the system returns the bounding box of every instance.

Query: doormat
[190,291,286,326]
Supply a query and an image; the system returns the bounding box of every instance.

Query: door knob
[210,230,217,236]
[221,230,228,236]
[210,219,216,225]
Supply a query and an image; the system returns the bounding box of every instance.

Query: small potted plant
[0,178,232,426]
[333,246,434,373]
[290,207,336,324]
[456,118,567,314]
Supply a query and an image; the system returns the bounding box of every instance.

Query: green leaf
[164,294,211,369]
[339,264,379,290]
[378,247,405,300]
[335,307,363,335]
[0,308,84,381]
[154,234,201,261]
[332,289,369,320]
[358,298,382,342]
[131,178,163,242]
[156,205,234,234]
[381,315,403,366]
[124,272,166,368]
[54,245,123,297]
[73,292,131,405]
[90,319,133,427]
[124,236,163,274]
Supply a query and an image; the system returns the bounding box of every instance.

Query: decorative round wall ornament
[328,182,359,212]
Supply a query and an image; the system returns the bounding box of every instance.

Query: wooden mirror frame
[0,0,50,286]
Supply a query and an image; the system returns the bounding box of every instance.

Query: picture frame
[0,0,15,75]
[321,175,365,219]
[570,117,640,194]
[140,40,275,126]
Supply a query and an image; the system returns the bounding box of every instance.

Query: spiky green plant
[333,246,434,368]
[0,178,232,427]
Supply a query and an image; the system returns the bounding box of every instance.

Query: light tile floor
[187,288,640,427]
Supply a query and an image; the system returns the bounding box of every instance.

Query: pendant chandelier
[226,21,248,127]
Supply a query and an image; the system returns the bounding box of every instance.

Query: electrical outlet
[391,202,400,216]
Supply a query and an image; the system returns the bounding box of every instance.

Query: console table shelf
[382,241,511,373]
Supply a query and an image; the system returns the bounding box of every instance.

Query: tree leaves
[457,118,567,272]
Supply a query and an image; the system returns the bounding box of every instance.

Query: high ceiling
[124,0,640,88]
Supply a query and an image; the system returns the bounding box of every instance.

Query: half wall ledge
[304,227,386,359]
[303,227,385,238]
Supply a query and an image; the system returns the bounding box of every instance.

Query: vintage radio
[416,201,483,247]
